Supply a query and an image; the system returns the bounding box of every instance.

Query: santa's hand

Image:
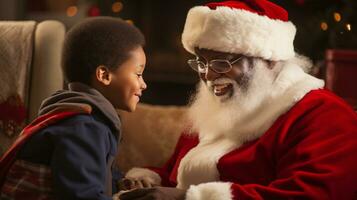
[119,187,186,200]
[117,177,156,191]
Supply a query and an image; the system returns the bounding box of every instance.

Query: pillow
[115,103,188,172]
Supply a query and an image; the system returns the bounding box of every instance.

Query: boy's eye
[136,73,143,78]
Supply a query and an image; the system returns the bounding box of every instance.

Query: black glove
[119,186,186,200]
[117,177,156,191]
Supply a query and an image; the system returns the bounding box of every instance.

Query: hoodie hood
[39,82,121,136]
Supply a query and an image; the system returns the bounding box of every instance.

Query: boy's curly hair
[62,16,145,85]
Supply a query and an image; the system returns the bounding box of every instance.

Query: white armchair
[28,20,65,121]
[0,20,65,155]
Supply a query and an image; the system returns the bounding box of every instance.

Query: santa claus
[118,0,357,199]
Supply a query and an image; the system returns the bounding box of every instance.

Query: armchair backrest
[0,20,65,155]
[28,20,65,121]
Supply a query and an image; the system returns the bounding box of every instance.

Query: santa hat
[181,0,296,61]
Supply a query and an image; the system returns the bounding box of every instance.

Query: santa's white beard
[188,59,279,141]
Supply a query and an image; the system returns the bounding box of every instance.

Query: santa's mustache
[207,78,236,87]
[187,59,277,138]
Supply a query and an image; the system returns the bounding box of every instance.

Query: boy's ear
[95,65,112,85]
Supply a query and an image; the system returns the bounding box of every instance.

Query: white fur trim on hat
[125,167,161,186]
[186,182,233,200]
[182,6,296,61]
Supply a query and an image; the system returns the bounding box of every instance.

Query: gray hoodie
[39,82,121,138]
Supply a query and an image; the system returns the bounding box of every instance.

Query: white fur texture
[125,167,161,186]
[186,182,233,200]
[182,6,296,61]
[178,59,324,189]
[188,59,324,143]
[177,138,238,189]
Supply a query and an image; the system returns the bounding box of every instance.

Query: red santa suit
[126,1,357,199]
[126,62,357,200]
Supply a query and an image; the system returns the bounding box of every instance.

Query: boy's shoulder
[41,112,113,138]
[16,112,115,163]
[31,113,116,151]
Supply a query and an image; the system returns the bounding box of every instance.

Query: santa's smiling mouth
[212,83,233,96]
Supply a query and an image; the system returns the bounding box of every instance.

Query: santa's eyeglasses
[187,56,243,74]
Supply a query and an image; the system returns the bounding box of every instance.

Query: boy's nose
[141,79,147,90]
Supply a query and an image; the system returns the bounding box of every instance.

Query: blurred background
[0,0,356,106]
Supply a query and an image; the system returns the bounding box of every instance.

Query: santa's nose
[205,67,221,81]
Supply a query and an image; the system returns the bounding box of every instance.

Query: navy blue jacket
[18,110,118,200]
[17,83,122,200]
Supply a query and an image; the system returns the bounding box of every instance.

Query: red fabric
[0,95,27,137]
[206,0,289,21]
[0,111,83,188]
[148,134,199,187]
[0,95,26,124]
[153,89,357,199]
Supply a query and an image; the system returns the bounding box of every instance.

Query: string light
[333,12,341,22]
[88,5,101,16]
[66,6,78,17]
[320,22,328,31]
[112,2,123,13]
[126,20,134,25]
[346,23,352,31]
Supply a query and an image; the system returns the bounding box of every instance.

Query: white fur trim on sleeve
[186,182,233,200]
[125,167,161,186]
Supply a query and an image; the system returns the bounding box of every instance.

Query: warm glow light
[126,20,133,25]
[112,2,123,13]
[66,6,78,17]
[346,23,352,31]
[320,22,328,31]
[333,12,341,22]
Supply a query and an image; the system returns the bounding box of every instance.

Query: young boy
[0,16,147,199]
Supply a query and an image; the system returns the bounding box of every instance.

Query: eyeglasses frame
[187,56,243,74]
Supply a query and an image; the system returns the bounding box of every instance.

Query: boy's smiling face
[111,46,147,112]
[94,46,147,112]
